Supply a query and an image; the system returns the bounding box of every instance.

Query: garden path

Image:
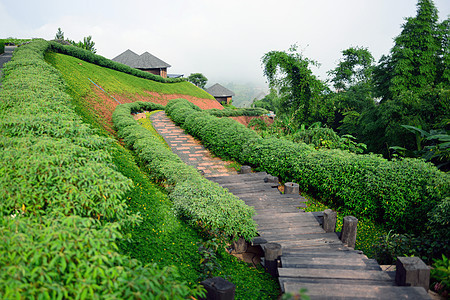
[150,111,237,176]
[148,110,430,299]
[0,46,16,87]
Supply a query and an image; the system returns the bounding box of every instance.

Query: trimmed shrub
[165,100,450,235]
[112,101,258,241]
[0,39,204,299]
[206,107,269,117]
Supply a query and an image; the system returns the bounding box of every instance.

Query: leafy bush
[0,41,4,54]
[112,100,258,241]
[48,41,184,83]
[207,107,269,117]
[291,127,341,149]
[0,39,204,298]
[431,255,450,296]
[165,100,450,237]
[0,214,203,299]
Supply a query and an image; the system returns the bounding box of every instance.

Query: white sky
[1,0,449,88]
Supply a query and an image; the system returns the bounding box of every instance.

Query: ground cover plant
[0,39,206,298]
[165,99,450,261]
[44,41,280,299]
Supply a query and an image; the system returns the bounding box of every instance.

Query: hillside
[45,52,224,134]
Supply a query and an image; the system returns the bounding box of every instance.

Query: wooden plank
[278,268,393,281]
[256,222,322,231]
[281,257,381,270]
[281,249,366,258]
[259,232,340,242]
[282,282,430,299]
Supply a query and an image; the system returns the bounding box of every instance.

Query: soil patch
[85,86,225,133]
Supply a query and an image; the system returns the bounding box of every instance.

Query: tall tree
[388,0,441,96]
[261,45,325,125]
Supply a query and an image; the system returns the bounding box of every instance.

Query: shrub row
[112,101,258,241]
[0,39,203,299]
[0,41,4,54]
[165,99,450,235]
[166,99,261,160]
[48,41,184,84]
[206,107,269,117]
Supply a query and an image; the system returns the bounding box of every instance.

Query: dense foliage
[112,100,258,241]
[165,99,450,240]
[0,39,205,298]
[187,73,208,89]
[0,41,4,54]
[256,0,449,170]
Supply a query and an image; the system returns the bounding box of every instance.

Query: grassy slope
[46,51,280,299]
[46,52,222,133]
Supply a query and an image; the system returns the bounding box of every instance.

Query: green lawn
[46,52,214,100]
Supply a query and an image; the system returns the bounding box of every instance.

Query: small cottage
[206,83,235,105]
[112,49,171,78]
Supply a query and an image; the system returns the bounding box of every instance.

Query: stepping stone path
[150,111,237,176]
[148,110,430,299]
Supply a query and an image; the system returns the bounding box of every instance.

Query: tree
[328,46,374,91]
[387,0,442,97]
[261,44,325,125]
[187,73,208,89]
[55,28,65,40]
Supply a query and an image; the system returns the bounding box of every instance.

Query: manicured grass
[45,52,214,100]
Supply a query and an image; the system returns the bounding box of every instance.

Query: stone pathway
[0,46,16,87]
[150,111,237,176]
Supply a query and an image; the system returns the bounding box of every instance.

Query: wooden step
[279,268,393,281]
[281,257,381,270]
[282,282,430,299]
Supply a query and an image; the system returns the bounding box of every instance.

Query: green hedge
[112,101,258,241]
[0,39,204,299]
[0,41,4,54]
[206,107,269,117]
[166,99,261,160]
[48,41,184,83]
[165,99,450,235]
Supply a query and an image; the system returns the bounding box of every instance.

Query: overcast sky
[1,0,449,88]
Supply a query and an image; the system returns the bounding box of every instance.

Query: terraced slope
[46,52,223,134]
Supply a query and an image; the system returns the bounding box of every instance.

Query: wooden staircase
[207,172,430,300]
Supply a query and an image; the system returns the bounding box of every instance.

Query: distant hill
[221,82,268,107]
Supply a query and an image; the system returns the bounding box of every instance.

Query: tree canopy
[261,44,325,125]
[187,73,208,89]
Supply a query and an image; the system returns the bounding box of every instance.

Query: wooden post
[284,182,299,194]
[264,175,279,184]
[233,237,247,254]
[240,165,251,174]
[341,216,358,248]
[323,209,337,233]
[200,277,236,300]
[395,257,430,291]
[264,243,282,278]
